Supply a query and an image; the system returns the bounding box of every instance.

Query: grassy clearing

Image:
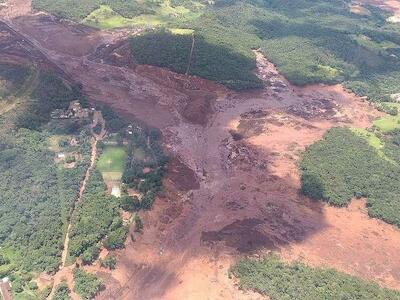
[231,255,400,300]
[47,135,70,152]
[83,1,201,29]
[97,146,127,180]
[373,115,400,132]
[350,128,396,163]
[83,5,141,29]
[169,28,194,35]
[351,128,384,150]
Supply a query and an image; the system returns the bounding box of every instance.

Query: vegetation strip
[231,255,400,300]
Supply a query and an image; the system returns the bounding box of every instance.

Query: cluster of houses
[51,100,93,119]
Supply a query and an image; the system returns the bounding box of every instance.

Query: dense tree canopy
[231,255,400,300]
[300,127,400,226]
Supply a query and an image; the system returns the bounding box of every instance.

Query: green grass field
[83,1,200,29]
[373,115,400,132]
[97,146,127,180]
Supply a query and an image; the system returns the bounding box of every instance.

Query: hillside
[32,0,400,98]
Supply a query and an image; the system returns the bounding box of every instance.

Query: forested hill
[32,0,400,100]
[0,61,92,297]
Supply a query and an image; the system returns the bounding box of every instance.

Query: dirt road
[1,2,400,300]
[49,111,106,299]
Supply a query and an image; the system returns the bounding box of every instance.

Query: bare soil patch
[12,14,101,56]
[201,218,276,252]
[356,0,400,16]
[165,157,200,192]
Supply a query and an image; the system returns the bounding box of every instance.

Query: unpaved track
[49,112,106,300]
[2,2,400,300]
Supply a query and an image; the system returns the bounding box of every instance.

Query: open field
[83,2,200,29]
[374,115,400,132]
[2,1,400,299]
[97,145,127,180]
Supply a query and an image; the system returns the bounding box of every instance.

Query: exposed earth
[1,1,400,299]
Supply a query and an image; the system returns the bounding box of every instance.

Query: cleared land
[374,115,400,132]
[97,145,127,180]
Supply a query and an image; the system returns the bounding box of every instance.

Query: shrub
[81,246,100,265]
[28,281,38,290]
[0,254,9,266]
[73,268,103,300]
[65,156,76,164]
[103,227,128,250]
[52,281,71,300]
[100,255,116,270]
[134,214,143,232]
[119,195,140,212]
[376,103,399,116]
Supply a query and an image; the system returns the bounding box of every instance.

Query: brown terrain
[1,0,400,299]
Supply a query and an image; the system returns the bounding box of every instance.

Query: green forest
[0,63,90,270]
[73,268,103,299]
[67,169,127,264]
[0,61,93,298]
[300,127,400,227]
[130,30,263,90]
[121,126,167,210]
[231,255,400,300]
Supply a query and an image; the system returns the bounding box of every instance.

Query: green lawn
[373,115,400,132]
[97,146,126,180]
[83,1,200,29]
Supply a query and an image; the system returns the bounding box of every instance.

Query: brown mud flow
[1,1,400,299]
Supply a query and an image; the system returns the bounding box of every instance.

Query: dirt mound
[88,39,136,68]
[201,218,276,252]
[229,109,269,140]
[288,97,339,120]
[180,90,215,125]
[12,14,101,57]
[165,158,200,192]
